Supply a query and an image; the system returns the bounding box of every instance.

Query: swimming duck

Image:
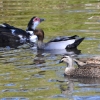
[59,56,100,78]
[0,16,44,48]
[34,30,85,50]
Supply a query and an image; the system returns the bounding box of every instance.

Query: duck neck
[27,27,34,31]
[37,40,45,49]
[65,57,75,73]
[67,58,74,68]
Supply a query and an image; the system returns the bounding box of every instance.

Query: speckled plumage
[59,56,100,78]
[76,57,100,65]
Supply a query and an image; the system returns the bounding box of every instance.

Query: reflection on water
[1,97,29,100]
[36,48,81,55]
[58,77,100,99]
[0,0,100,100]
[0,47,100,99]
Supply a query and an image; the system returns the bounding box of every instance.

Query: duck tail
[66,37,85,49]
[74,37,85,47]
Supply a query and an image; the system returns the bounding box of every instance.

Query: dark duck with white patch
[0,16,44,48]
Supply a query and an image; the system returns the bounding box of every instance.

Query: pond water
[0,0,100,100]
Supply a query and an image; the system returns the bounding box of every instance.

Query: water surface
[0,0,100,100]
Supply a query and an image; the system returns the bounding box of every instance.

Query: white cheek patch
[30,35,38,43]
[32,21,40,30]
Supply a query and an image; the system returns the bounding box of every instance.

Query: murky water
[0,0,100,100]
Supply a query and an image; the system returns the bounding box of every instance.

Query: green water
[0,0,100,100]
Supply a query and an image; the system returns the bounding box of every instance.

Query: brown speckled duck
[59,56,100,78]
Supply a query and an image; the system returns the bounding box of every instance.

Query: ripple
[30,87,49,92]
[0,1,100,99]
[48,79,57,82]
[64,9,96,13]
[73,95,100,100]
[67,29,100,33]
[35,87,49,91]
[85,37,100,40]
[32,74,45,78]
[2,89,28,92]
[5,83,15,86]
[1,97,29,100]
[50,94,66,98]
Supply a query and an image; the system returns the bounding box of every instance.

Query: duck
[0,16,45,48]
[59,55,100,78]
[34,30,85,50]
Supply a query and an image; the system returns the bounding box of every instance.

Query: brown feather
[60,56,100,78]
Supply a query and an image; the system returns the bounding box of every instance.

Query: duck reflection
[35,48,81,55]
[58,77,100,96]
[33,48,81,68]
[76,77,100,84]
[59,79,74,96]
[33,52,45,65]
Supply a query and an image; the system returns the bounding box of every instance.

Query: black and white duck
[0,16,45,48]
[34,30,85,50]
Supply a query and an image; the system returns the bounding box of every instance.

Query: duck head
[27,28,44,47]
[26,16,45,45]
[59,56,70,64]
[34,29,45,49]
[59,56,74,67]
[27,16,45,31]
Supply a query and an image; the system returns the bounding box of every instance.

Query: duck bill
[40,18,45,22]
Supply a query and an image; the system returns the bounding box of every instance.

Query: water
[0,0,100,100]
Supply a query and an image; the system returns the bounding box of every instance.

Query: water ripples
[0,0,100,100]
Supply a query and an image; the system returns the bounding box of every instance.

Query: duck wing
[48,35,79,43]
[0,23,30,38]
[74,58,87,67]
[0,32,23,48]
[0,23,31,48]
[76,57,100,65]
[0,23,30,44]
[74,58,100,68]
[45,36,84,50]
